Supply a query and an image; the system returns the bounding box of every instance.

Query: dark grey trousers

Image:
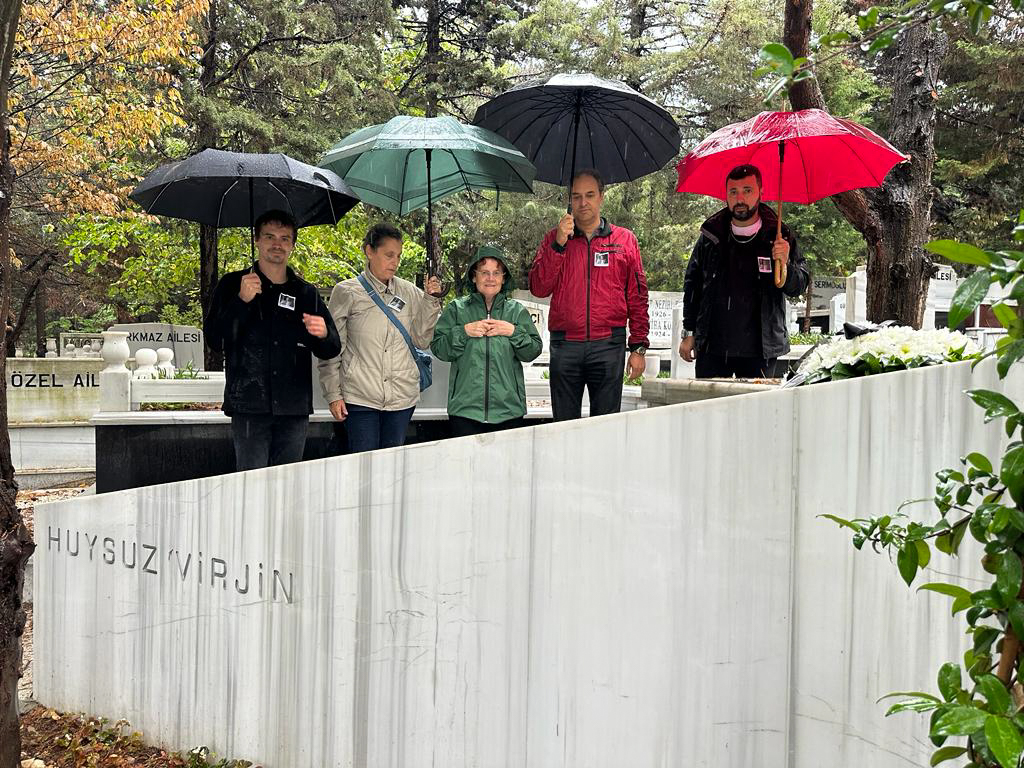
[549,336,626,421]
[231,414,308,471]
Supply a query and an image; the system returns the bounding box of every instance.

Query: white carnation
[796,326,979,382]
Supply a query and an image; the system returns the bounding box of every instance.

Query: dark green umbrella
[320,115,536,275]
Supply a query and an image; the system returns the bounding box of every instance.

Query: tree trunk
[784,0,945,327]
[8,254,53,357]
[422,0,441,277]
[424,0,440,119]
[0,2,33,764]
[199,0,222,370]
[803,280,813,332]
[34,278,44,358]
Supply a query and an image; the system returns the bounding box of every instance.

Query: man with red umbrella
[680,164,808,378]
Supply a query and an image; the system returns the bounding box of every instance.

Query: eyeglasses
[477,270,504,279]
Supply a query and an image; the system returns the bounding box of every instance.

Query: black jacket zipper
[586,238,593,340]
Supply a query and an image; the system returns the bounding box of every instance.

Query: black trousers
[695,352,776,379]
[449,414,526,437]
[549,336,625,421]
[231,414,308,471]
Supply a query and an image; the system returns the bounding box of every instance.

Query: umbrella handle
[774,184,786,289]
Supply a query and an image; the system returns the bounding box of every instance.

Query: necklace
[730,230,758,244]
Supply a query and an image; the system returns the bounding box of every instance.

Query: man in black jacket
[680,165,809,378]
[204,210,341,470]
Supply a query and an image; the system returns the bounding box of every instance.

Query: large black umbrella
[472,73,681,188]
[130,149,360,233]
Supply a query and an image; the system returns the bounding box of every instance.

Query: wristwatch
[681,330,695,338]
[629,344,647,356]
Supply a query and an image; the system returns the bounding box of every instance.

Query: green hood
[466,244,514,297]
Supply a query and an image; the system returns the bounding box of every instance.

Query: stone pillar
[99,331,132,412]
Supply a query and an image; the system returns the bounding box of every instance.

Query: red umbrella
[675,109,908,286]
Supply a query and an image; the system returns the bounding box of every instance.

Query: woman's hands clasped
[464,319,516,338]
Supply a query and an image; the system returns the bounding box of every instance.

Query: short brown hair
[726,164,762,187]
[571,168,605,194]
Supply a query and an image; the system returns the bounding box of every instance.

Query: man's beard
[731,201,759,222]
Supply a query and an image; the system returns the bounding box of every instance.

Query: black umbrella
[130,149,360,249]
[472,73,681,188]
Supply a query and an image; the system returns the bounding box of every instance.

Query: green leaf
[979,675,1013,715]
[992,303,1018,331]
[1001,446,1024,507]
[997,552,1024,603]
[969,1,994,33]
[935,532,954,555]
[933,706,989,735]
[949,269,992,329]
[865,29,899,54]
[968,390,1021,422]
[1010,602,1024,640]
[997,340,1024,379]
[886,696,942,715]
[819,513,860,532]
[926,239,993,266]
[819,31,852,46]
[938,662,962,701]
[898,542,920,586]
[920,583,973,601]
[967,452,995,474]
[929,745,968,765]
[758,43,795,74]
[857,6,880,29]
[985,715,1024,768]
[916,539,932,569]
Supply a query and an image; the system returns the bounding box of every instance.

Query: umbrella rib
[268,181,295,216]
[400,150,415,214]
[505,101,574,149]
[448,149,474,194]
[491,150,533,194]
[217,179,240,227]
[586,108,651,180]
[143,180,176,217]
[839,135,887,188]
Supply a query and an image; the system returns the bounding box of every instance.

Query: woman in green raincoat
[431,245,543,437]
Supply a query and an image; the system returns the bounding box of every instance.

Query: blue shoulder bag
[358,274,433,391]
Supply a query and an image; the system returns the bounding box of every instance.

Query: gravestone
[810,276,846,312]
[109,323,204,370]
[646,291,683,350]
[845,268,868,325]
[829,294,846,332]
[512,291,550,363]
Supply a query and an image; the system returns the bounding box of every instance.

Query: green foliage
[820,210,1024,767]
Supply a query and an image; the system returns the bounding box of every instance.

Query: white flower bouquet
[792,326,980,385]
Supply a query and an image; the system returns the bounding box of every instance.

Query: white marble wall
[34,359,1019,767]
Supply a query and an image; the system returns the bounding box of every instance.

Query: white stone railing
[98,330,222,412]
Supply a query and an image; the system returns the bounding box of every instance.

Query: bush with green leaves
[823,213,1024,767]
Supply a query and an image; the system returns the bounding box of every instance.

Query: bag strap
[358,274,419,357]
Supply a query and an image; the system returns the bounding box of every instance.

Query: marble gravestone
[34,358,1020,767]
[109,323,204,370]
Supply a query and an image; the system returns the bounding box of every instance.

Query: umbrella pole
[775,141,787,289]
[567,91,582,213]
[426,147,435,279]
[249,177,256,265]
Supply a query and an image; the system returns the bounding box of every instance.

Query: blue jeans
[345,404,414,453]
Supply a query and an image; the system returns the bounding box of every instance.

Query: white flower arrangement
[793,326,980,385]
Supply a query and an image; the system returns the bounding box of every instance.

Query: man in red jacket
[530,169,650,421]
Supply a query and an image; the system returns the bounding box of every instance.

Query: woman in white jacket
[318,223,442,452]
